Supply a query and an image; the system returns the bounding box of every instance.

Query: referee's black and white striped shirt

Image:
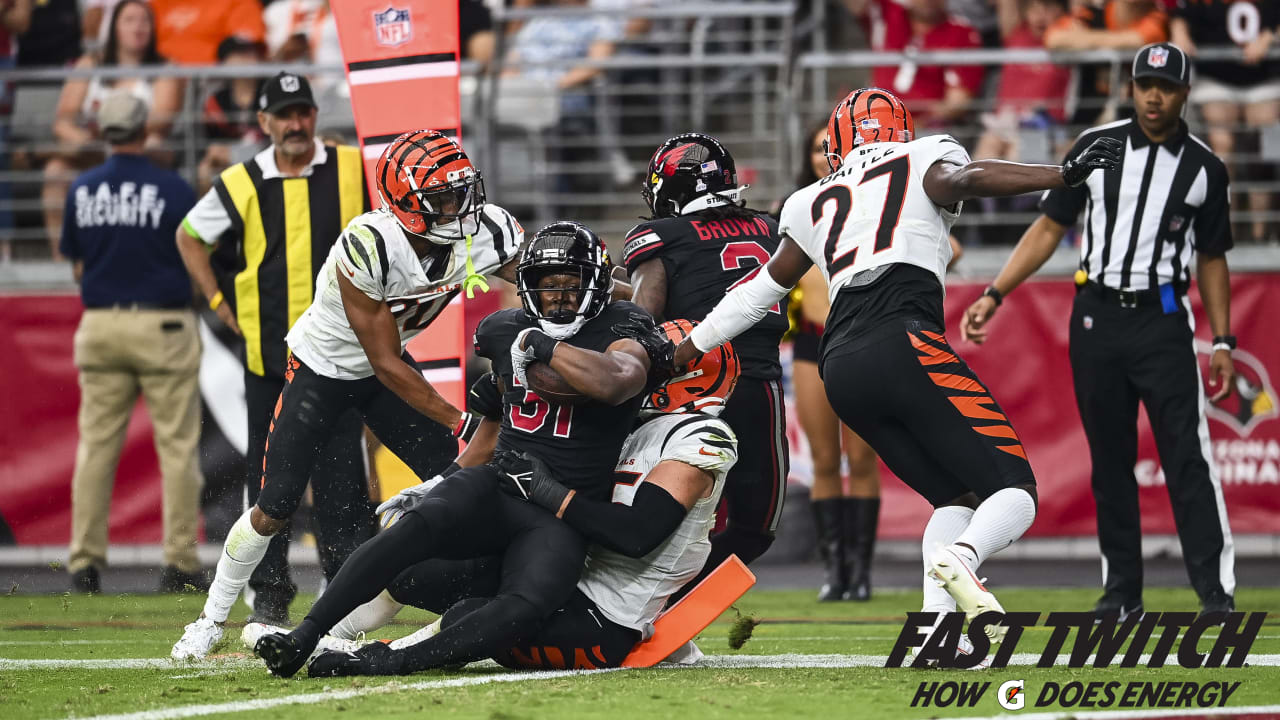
[1040,118,1233,291]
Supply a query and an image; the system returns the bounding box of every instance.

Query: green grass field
[1,587,1278,720]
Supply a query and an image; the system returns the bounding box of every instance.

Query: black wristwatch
[982,285,1004,307]
[1212,335,1237,351]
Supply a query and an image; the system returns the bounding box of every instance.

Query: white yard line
[5,652,1280,672]
[71,668,608,720]
[5,653,1276,720]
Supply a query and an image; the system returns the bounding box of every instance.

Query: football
[526,362,590,406]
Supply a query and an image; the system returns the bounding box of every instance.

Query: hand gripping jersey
[778,135,969,304]
[287,204,523,379]
[622,211,787,380]
[577,412,738,634]
[473,302,651,498]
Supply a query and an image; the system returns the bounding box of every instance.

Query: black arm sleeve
[560,482,688,558]
[1193,160,1234,256]
[467,372,503,420]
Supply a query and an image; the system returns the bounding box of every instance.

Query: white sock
[922,506,974,613]
[954,488,1037,567]
[390,618,442,650]
[331,590,404,640]
[202,511,273,623]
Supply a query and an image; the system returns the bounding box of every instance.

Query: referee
[175,72,371,624]
[960,43,1237,618]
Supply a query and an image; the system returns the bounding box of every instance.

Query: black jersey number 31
[811,155,909,275]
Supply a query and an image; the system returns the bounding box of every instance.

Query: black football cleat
[308,641,403,678]
[1092,594,1143,624]
[1198,593,1235,620]
[255,632,311,678]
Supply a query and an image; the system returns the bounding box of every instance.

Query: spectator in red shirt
[976,0,1073,162]
[845,0,986,126]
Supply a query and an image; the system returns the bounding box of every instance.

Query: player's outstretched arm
[338,271,465,430]
[959,214,1067,344]
[674,235,812,367]
[922,136,1123,207]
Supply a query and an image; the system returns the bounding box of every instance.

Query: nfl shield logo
[373,6,412,47]
[1148,46,1169,68]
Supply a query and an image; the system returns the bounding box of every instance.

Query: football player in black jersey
[253,221,659,678]
[623,133,789,593]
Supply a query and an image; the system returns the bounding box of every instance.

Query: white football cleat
[905,612,992,670]
[390,618,442,650]
[661,640,705,666]
[928,545,1007,644]
[242,622,362,656]
[172,616,224,660]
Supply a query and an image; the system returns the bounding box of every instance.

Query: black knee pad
[716,525,776,565]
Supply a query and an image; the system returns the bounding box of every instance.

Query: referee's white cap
[1132,42,1192,87]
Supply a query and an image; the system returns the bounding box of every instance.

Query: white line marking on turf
[961,706,1280,720]
[73,668,608,720]
[5,653,1280,672]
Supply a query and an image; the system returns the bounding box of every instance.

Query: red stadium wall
[2,277,1278,545]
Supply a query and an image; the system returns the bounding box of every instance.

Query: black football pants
[242,369,370,608]
[255,353,457,522]
[296,465,588,671]
[1069,289,1234,604]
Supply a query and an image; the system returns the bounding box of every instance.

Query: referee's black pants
[243,369,373,611]
[1069,289,1234,605]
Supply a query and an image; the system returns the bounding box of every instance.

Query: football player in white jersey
[670,88,1123,649]
[174,130,523,660]
[256,320,741,676]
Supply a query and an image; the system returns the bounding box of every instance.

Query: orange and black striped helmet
[375,129,485,242]
[645,319,740,416]
[824,87,915,172]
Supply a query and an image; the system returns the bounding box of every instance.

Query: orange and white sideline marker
[622,555,757,668]
[331,2,468,490]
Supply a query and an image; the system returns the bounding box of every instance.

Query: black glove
[491,450,572,514]
[612,312,674,374]
[1061,136,1123,188]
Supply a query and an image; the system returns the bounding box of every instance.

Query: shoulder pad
[622,220,668,269]
[661,415,738,474]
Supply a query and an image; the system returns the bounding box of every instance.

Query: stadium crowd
[0,0,1276,261]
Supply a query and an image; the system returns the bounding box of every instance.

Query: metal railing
[1,2,1278,278]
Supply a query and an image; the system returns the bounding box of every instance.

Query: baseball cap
[1132,42,1191,87]
[98,90,148,143]
[258,71,317,115]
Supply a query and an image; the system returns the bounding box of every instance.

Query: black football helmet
[642,132,742,218]
[516,221,614,339]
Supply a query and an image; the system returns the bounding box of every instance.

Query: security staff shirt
[60,153,196,308]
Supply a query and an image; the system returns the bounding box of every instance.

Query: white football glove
[376,474,445,530]
[510,327,539,388]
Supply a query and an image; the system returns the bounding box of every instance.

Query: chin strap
[462,233,490,298]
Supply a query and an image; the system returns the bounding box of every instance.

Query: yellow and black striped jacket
[210,144,367,378]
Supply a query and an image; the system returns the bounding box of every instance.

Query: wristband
[1212,343,1234,354]
[1212,335,1236,351]
[442,461,461,478]
[982,285,1003,307]
[453,413,482,442]
[523,330,560,364]
[209,291,224,311]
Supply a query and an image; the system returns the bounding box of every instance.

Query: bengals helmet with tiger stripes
[824,87,915,173]
[375,129,486,243]
[644,319,739,416]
